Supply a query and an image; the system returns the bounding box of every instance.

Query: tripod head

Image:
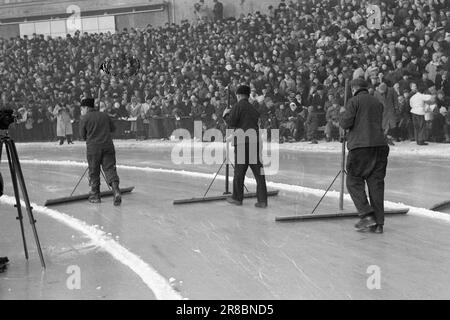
[0,109,17,130]
[0,129,10,140]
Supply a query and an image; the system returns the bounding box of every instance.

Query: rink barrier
[7,117,197,142]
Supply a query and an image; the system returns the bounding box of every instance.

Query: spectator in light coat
[53,103,73,145]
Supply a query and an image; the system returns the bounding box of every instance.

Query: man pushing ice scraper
[79,98,121,206]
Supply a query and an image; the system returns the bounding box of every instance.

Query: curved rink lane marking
[0,193,183,300]
[1,159,449,299]
[16,159,450,224]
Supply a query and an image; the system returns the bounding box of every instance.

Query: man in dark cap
[223,85,268,208]
[339,79,388,234]
[79,98,121,206]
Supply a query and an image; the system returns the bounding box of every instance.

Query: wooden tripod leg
[3,140,29,261]
[8,139,46,269]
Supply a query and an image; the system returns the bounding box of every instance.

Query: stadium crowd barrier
[7,117,197,142]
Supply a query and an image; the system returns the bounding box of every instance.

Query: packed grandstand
[0,0,449,145]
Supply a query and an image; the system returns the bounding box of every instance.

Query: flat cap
[350,78,369,89]
[236,85,251,96]
[81,98,95,108]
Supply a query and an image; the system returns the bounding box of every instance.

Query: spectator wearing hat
[52,103,74,145]
[223,84,268,208]
[126,96,144,140]
[325,99,340,142]
[275,103,289,143]
[305,105,320,144]
[309,84,327,111]
[396,94,412,141]
[431,90,450,142]
[405,56,421,80]
[435,70,450,96]
[259,96,279,141]
[140,98,151,140]
[444,107,450,143]
[374,82,398,145]
[34,105,48,141]
[339,79,388,234]
[425,53,442,83]
[279,102,301,143]
[417,71,434,91]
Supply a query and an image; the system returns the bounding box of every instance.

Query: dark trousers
[87,145,120,191]
[232,143,268,203]
[346,145,389,225]
[412,114,426,144]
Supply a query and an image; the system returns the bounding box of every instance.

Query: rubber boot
[67,135,74,144]
[112,181,121,206]
[89,185,101,203]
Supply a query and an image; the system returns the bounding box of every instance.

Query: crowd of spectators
[0,0,450,145]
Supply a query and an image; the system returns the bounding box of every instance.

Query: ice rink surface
[0,140,449,299]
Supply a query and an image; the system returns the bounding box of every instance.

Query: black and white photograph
[0,0,449,306]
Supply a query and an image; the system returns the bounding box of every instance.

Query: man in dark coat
[223,85,268,208]
[79,98,121,205]
[374,82,398,145]
[339,79,389,234]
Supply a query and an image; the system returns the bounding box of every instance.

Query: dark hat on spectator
[350,78,369,89]
[236,85,251,96]
[81,98,95,108]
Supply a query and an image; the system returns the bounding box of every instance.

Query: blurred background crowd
[0,0,449,145]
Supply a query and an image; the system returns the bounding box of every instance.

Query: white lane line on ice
[17,159,450,224]
[0,195,182,300]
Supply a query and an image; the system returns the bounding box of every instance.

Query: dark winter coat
[80,110,115,150]
[225,98,260,146]
[339,89,387,151]
[374,87,398,131]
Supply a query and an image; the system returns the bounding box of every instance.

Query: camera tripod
[0,131,46,268]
